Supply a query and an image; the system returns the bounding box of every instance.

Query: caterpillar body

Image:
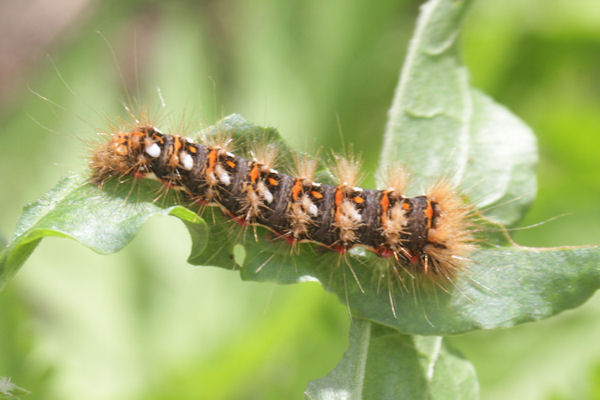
[90,122,475,281]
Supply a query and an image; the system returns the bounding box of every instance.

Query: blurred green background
[0,0,599,399]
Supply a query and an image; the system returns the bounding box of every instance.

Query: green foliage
[0,176,206,290]
[1,0,600,399]
[306,320,478,400]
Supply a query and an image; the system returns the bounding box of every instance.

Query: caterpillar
[89,121,475,282]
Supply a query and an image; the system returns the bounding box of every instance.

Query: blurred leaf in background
[0,0,599,399]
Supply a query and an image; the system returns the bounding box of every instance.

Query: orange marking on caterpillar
[291,180,303,201]
[311,190,323,199]
[153,134,164,144]
[249,163,260,184]
[334,187,343,219]
[206,148,218,176]
[169,136,183,167]
[226,160,236,169]
[173,136,182,154]
[353,195,364,204]
[380,191,390,224]
[268,177,279,186]
[424,200,434,228]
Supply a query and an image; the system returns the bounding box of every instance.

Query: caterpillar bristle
[290,152,318,182]
[423,179,475,279]
[200,129,234,153]
[332,153,362,187]
[249,142,279,170]
[383,163,410,195]
[89,127,150,185]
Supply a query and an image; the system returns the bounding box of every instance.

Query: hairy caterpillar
[89,119,475,284]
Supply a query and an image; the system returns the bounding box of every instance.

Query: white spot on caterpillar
[263,189,273,204]
[220,173,231,185]
[336,200,363,243]
[180,151,193,170]
[145,143,161,158]
[341,201,362,223]
[347,205,362,222]
[256,182,273,204]
[301,195,318,216]
[215,164,231,185]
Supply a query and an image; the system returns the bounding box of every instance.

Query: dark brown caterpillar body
[90,124,475,278]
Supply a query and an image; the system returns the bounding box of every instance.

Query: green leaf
[378,0,536,227]
[305,319,478,400]
[0,175,208,291]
